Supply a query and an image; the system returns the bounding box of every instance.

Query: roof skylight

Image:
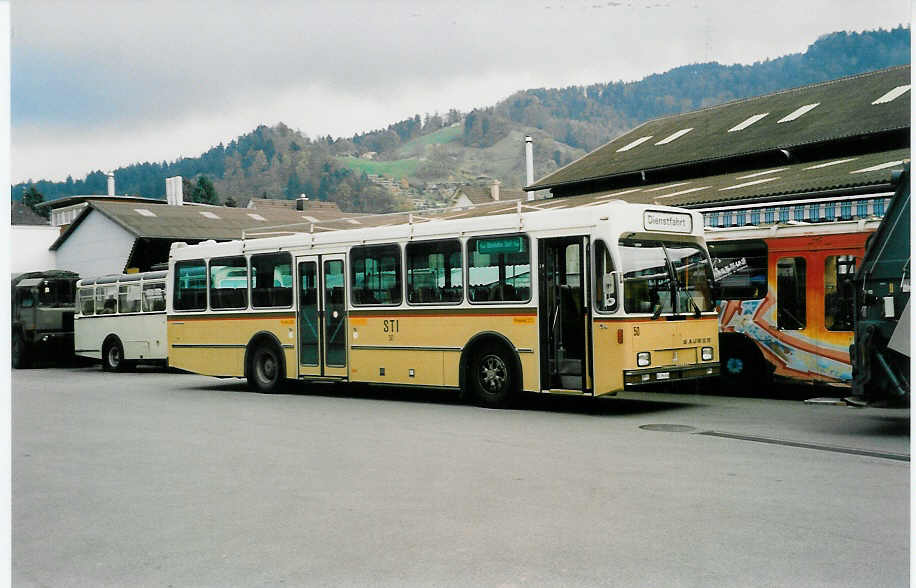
[200,211,220,219]
[850,160,907,174]
[646,182,690,192]
[737,168,787,179]
[776,103,820,123]
[871,85,910,105]
[133,208,156,217]
[654,128,693,145]
[345,219,361,225]
[595,188,643,200]
[247,213,266,221]
[804,158,858,170]
[719,177,780,191]
[654,186,710,199]
[302,215,319,222]
[616,136,653,152]
[728,113,769,132]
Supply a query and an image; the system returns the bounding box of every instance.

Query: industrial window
[723,211,733,226]
[794,207,804,222]
[209,256,248,309]
[777,257,806,330]
[750,210,760,225]
[825,255,856,331]
[351,244,402,305]
[95,285,118,315]
[825,203,836,220]
[808,204,821,222]
[856,201,868,217]
[708,240,768,300]
[174,259,207,311]
[736,211,746,226]
[594,240,618,312]
[79,287,95,315]
[406,240,462,304]
[250,252,292,308]
[142,282,166,312]
[118,283,142,314]
[707,212,719,227]
[874,199,886,216]
[841,201,852,220]
[779,207,790,223]
[467,235,531,303]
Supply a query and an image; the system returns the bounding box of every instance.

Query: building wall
[11,225,59,274]
[54,211,136,277]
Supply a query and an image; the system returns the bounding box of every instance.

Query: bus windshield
[619,238,714,315]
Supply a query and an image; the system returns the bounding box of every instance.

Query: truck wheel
[469,343,517,408]
[103,338,125,372]
[12,332,29,369]
[247,343,284,393]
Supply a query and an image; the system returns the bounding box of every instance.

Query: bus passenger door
[297,254,348,379]
[538,236,591,392]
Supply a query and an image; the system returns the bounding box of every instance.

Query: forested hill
[12,26,910,212]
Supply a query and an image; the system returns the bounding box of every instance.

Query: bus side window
[142,282,166,312]
[174,260,207,311]
[79,287,95,315]
[210,256,248,310]
[825,255,856,331]
[707,239,768,300]
[250,252,292,308]
[350,244,402,306]
[594,240,617,312]
[467,235,530,303]
[118,283,142,313]
[776,257,806,330]
[406,240,462,304]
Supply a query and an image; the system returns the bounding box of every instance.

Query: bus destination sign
[477,236,525,254]
[643,211,692,233]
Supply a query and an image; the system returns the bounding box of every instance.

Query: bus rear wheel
[248,343,284,393]
[469,344,517,408]
[103,338,125,372]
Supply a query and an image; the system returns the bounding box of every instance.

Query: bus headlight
[637,352,650,367]
[701,346,714,361]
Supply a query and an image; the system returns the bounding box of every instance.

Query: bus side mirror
[709,282,723,301]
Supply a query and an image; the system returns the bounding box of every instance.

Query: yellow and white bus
[75,270,168,371]
[167,200,719,406]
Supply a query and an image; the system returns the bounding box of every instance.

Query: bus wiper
[676,282,702,318]
[651,302,663,320]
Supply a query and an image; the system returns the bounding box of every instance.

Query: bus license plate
[656,372,670,380]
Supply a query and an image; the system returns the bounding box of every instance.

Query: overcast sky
[10,0,911,183]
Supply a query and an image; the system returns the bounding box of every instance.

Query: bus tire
[12,331,29,369]
[469,343,517,408]
[247,342,284,394]
[720,339,765,395]
[102,337,125,372]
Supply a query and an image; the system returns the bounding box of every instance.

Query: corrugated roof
[530,66,910,191]
[50,201,357,249]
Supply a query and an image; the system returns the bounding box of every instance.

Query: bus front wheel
[248,343,284,393]
[469,344,517,408]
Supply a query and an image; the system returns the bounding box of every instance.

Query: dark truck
[849,166,910,406]
[11,270,80,368]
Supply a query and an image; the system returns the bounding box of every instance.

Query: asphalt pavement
[12,367,910,587]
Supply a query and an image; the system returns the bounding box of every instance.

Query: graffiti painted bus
[706,219,882,391]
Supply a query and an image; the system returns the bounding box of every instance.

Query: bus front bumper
[623,363,720,387]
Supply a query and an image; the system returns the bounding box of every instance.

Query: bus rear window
[174,260,207,311]
[250,253,292,308]
[708,240,768,300]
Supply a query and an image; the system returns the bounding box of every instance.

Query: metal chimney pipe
[107,171,115,196]
[524,136,535,201]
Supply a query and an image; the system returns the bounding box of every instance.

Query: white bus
[167,200,720,406]
[75,270,168,370]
